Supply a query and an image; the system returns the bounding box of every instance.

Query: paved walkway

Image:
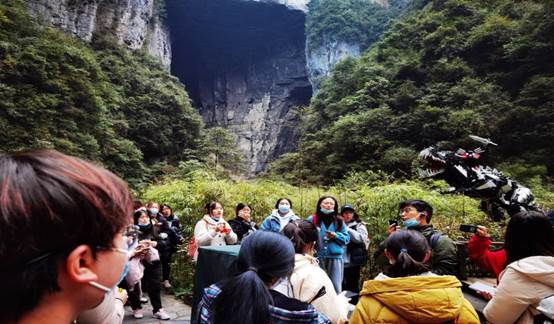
[123,291,191,324]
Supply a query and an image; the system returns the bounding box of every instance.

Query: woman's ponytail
[213,269,272,324]
[283,220,319,254]
[385,230,431,277]
[210,231,295,324]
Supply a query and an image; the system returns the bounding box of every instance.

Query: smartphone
[459,224,477,233]
[388,220,398,227]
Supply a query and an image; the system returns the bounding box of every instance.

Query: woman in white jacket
[274,220,350,324]
[484,211,554,324]
[193,201,237,261]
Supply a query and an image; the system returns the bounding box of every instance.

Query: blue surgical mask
[278,205,290,214]
[320,208,334,215]
[403,218,420,228]
[149,208,159,215]
[117,261,129,284]
[89,250,130,293]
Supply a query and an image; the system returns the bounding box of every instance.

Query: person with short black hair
[158,204,184,289]
[260,198,300,233]
[197,230,330,324]
[0,150,133,323]
[340,205,369,299]
[483,211,554,324]
[228,203,258,242]
[378,199,458,275]
[351,230,479,324]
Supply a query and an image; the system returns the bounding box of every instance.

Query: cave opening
[166,0,312,172]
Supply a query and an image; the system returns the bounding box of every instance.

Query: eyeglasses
[15,225,139,271]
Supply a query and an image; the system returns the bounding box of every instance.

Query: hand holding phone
[459,224,477,233]
[387,220,398,235]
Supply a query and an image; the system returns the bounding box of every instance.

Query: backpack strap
[429,232,442,249]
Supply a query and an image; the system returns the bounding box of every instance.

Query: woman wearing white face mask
[192,201,238,260]
[0,150,133,324]
[260,198,300,233]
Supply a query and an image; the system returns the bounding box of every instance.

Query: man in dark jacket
[377,200,458,276]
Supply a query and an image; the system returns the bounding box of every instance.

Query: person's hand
[387,224,398,236]
[325,231,336,239]
[115,288,128,304]
[476,225,490,238]
[478,291,493,300]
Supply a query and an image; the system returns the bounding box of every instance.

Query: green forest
[1,0,554,304]
[274,0,554,187]
[0,0,243,187]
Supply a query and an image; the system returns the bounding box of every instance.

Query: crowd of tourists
[1,150,553,324]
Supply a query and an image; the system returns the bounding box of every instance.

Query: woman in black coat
[228,203,258,243]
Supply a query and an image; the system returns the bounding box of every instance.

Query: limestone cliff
[167,0,311,172]
[26,0,171,67]
[306,39,361,92]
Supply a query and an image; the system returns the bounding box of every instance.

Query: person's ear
[65,245,99,284]
[418,212,428,224]
[384,249,396,265]
[423,250,432,263]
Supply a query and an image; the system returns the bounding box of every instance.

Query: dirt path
[123,291,191,323]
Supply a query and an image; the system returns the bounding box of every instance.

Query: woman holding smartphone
[192,201,237,260]
[308,196,349,293]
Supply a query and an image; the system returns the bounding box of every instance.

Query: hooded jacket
[273,254,349,324]
[484,256,554,324]
[350,275,479,324]
[260,209,300,233]
[193,215,237,261]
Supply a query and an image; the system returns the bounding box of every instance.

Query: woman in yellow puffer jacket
[350,230,479,324]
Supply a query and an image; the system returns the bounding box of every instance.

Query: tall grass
[142,171,553,301]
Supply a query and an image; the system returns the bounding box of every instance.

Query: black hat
[340,204,355,213]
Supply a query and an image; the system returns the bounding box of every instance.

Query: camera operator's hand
[387,224,398,236]
[476,225,490,238]
[115,288,128,305]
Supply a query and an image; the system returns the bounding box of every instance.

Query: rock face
[306,40,361,92]
[26,0,171,67]
[168,0,311,172]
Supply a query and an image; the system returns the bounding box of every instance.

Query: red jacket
[467,234,506,281]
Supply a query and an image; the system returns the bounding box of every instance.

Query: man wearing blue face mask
[382,200,458,276]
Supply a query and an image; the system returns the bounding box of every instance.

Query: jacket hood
[360,275,465,323]
[507,256,554,287]
[270,209,296,219]
[294,253,318,268]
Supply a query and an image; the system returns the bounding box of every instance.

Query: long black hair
[314,195,343,230]
[384,230,431,278]
[283,220,320,254]
[505,210,554,265]
[211,231,295,324]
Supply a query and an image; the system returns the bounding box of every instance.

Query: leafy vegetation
[143,169,554,300]
[278,0,554,186]
[0,0,239,187]
[306,0,418,52]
